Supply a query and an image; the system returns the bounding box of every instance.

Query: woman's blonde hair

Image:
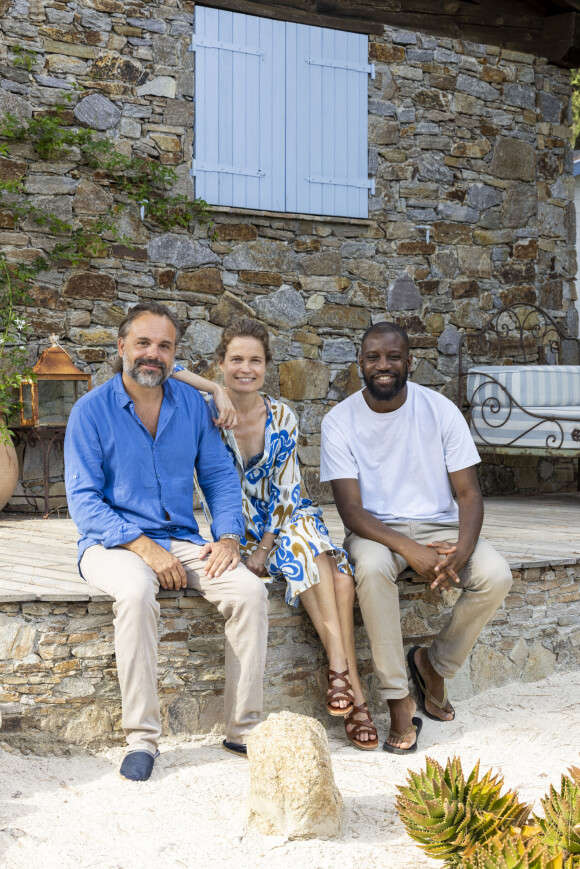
[216,317,272,364]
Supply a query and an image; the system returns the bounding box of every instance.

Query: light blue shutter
[193,8,371,217]
[285,23,372,218]
[192,7,286,210]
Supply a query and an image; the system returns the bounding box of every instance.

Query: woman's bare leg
[331,558,375,744]
[299,553,350,710]
[331,561,364,702]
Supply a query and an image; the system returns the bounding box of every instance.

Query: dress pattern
[219,397,353,606]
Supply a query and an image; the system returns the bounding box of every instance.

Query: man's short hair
[118,301,183,343]
[360,321,410,355]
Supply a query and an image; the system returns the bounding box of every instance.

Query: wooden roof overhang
[199,0,580,68]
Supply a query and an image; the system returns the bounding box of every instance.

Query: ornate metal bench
[457,304,580,464]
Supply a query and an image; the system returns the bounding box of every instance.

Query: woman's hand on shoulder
[211,385,237,429]
[171,368,236,427]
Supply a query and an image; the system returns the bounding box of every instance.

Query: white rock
[247,710,344,839]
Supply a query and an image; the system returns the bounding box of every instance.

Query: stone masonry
[1,564,578,748]
[0,1,578,511]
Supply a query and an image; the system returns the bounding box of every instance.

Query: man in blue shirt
[65,301,268,781]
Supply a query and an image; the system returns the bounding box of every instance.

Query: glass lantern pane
[37,381,80,425]
[21,382,33,422]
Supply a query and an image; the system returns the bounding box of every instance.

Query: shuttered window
[191,6,374,218]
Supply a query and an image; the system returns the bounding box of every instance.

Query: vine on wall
[0,92,211,259]
[0,88,211,430]
[571,69,580,149]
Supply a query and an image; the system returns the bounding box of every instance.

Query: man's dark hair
[360,321,410,354]
[118,301,183,343]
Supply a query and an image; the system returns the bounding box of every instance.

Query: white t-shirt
[320,382,480,524]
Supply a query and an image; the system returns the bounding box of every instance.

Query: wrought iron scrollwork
[10,426,67,516]
[457,303,571,408]
[469,376,566,450]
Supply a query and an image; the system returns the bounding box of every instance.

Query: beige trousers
[345,522,512,699]
[81,539,269,753]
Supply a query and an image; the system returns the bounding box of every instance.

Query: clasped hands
[405,539,470,591]
[140,533,468,592]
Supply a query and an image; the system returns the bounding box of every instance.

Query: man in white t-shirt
[320,322,512,754]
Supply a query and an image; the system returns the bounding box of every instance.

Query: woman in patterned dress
[173,318,377,750]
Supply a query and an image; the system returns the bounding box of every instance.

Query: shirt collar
[112,371,179,408]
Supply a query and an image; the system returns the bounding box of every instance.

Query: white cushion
[467,365,580,408]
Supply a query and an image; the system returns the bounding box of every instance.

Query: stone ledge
[0,562,578,749]
[2,560,579,604]
[210,205,376,226]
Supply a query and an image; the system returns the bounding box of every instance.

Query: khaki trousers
[81,539,269,753]
[345,523,512,699]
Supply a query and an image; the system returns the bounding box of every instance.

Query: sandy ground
[1,671,579,869]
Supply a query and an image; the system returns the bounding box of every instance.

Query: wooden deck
[0,494,579,601]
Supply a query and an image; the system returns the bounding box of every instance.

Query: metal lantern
[19,336,91,427]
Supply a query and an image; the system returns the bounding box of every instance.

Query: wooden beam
[470,0,549,15]
[548,0,580,12]
[197,0,384,34]
[542,11,580,65]
[502,0,562,12]
[200,0,544,32]
[314,0,543,30]
[198,0,580,66]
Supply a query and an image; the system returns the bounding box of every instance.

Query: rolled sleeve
[101,521,144,550]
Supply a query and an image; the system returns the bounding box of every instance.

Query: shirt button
[73,474,78,479]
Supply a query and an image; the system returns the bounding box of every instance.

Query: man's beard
[123,356,168,388]
[363,367,408,401]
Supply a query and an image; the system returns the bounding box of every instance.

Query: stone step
[0,497,578,747]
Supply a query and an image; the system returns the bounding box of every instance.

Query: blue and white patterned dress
[219,397,353,606]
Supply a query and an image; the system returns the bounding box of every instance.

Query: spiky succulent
[534,769,580,863]
[569,768,580,787]
[460,832,569,869]
[396,756,531,866]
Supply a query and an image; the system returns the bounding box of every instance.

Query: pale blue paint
[192,6,371,217]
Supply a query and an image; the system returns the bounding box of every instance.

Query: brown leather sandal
[344,702,379,750]
[326,668,354,717]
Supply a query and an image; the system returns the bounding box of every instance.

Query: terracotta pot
[0,433,19,512]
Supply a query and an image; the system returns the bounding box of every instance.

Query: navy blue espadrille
[221,739,248,758]
[119,749,160,781]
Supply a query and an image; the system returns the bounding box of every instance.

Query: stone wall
[0,563,578,748]
[0,1,578,511]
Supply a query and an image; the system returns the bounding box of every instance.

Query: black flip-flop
[407,645,455,722]
[383,716,423,755]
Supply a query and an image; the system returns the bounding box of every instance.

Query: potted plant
[0,253,33,511]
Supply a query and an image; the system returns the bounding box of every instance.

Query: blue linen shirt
[64,373,245,565]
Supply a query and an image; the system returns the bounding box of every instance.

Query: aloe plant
[534,770,580,863]
[396,757,531,866]
[460,832,569,869]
